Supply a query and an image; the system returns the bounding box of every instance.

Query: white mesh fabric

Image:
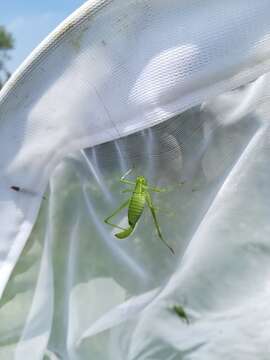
[1,0,270,359]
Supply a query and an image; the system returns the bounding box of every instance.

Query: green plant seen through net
[0,25,14,89]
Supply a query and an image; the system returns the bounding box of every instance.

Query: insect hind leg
[104,199,129,231]
[146,192,175,255]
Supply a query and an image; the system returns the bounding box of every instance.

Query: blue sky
[1,0,86,72]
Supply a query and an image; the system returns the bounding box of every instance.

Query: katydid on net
[104,169,174,254]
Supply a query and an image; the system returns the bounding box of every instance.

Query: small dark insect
[10,185,20,192]
[171,305,189,324]
[10,186,46,200]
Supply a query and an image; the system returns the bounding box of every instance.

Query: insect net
[1,0,270,359]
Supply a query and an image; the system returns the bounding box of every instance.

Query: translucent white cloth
[1,0,270,359]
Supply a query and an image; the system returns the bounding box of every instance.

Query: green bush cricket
[171,305,189,324]
[104,169,174,254]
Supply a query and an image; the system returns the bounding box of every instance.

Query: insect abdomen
[128,192,145,226]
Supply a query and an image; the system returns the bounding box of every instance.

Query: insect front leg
[146,192,175,255]
[120,168,136,186]
[104,199,130,231]
[145,185,168,193]
[147,181,185,193]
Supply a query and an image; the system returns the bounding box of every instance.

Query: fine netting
[2,79,270,359]
[1,0,270,359]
